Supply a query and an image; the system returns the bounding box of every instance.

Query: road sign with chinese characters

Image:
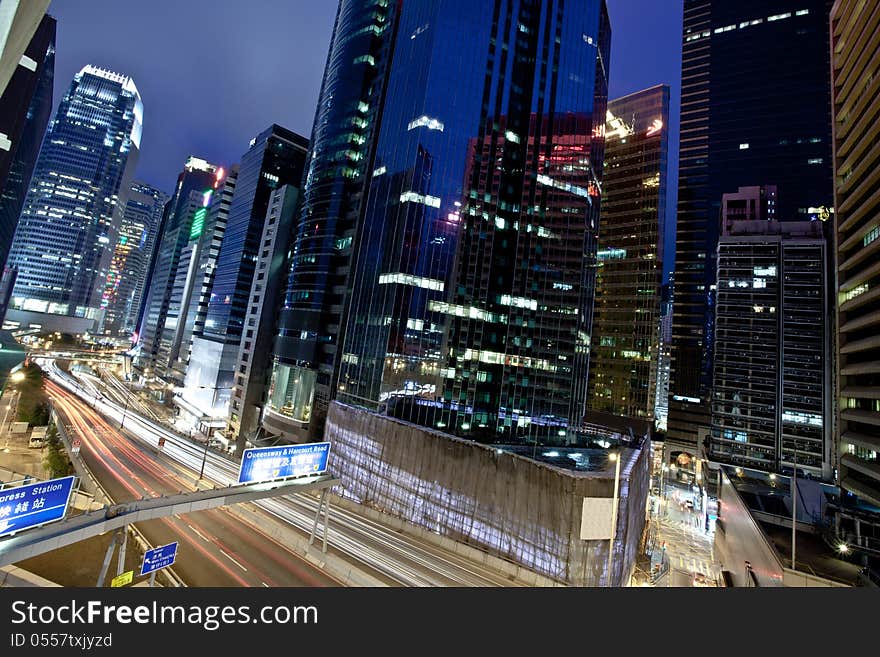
[237,442,331,484]
[0,475,76,537]
[140,542,178,576]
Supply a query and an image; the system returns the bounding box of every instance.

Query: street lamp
[197,426,210,482]
[605,451,622,587]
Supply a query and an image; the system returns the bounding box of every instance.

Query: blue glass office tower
[6,65,142,328]
[270,0,610,446]
[667,1,834,470]
[267,0,394,442]
[0,13,54,277]
[184,126,307,426]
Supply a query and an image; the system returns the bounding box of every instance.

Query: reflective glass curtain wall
[271,0,397,441]
[335,0,610,447]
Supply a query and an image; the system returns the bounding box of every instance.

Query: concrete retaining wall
[325,402,650,586]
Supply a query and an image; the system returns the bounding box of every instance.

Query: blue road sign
[0,476,76,538]
[238,442,331,484]
[140,542,178,576]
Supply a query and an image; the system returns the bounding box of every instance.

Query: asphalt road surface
[48,379,341,587]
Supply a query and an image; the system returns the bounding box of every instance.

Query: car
[685,499,695,510]
[27,437,44,449]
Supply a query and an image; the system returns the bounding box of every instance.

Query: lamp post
[119,381,133,431]
[196,427,209,482]
[606,451,622,587]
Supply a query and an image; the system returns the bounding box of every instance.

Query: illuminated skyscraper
[586,85,669,438]
[6,65,142,332]
[668,0,833,471]
[270,0,610,447]
[709,199,831,478]
[135,157,220,379]
[101,181,168,336]
[182,126,307,433]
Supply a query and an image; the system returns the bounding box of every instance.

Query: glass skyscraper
[586,85,669,438]
[270,0,610,447]
[268,0,395,443]
[102,181,168,336]
[668,1,834,467]
[6,65,143,327]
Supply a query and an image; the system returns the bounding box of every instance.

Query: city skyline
[44,0,682,275]
[0,0,876,594]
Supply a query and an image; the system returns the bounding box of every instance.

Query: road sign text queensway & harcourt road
[140,542,178,576]
[0,475,76,537]
[237,442,331,484]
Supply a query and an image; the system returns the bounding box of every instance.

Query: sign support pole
[309,490,326,546]
[117,525,128,576]
[322,492,331,553]
[97,529,121,587]
[148,571,156,588]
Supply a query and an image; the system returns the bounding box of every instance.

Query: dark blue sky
[47,0,681,272]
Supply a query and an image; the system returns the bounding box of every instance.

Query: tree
[43,423,74,478]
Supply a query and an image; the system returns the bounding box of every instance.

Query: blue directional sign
[237,442,331,484]
[0,476,76,538]
[140,542,178,576]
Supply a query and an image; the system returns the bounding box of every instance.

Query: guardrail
[52,410,185,588]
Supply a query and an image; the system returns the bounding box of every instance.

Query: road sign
[71,438,81,455]
[111,570,133,587]
[140,541,178,576]
[237,442,331,485]
[0,475,76,537]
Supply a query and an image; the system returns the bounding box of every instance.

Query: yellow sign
[111,570,133,588]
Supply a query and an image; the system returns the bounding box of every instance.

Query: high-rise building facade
[0,0,51,96]
[271,0,610,447]
[182,126,307,430]
[0,13,54,275]
[710,209,831,479]
[6,65,142,330]
[268,0,395,443]
[228,184,301,449]
[101,181,168,336]
[586,85,669,437]
[135,157,220,378]
[668,1,834,468]
[831,0,880,513]
[177,164,238,360]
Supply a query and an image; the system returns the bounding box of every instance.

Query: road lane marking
[220,549,248,572]
[188,524,211,542]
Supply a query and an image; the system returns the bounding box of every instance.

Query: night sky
[46,0,682,274]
